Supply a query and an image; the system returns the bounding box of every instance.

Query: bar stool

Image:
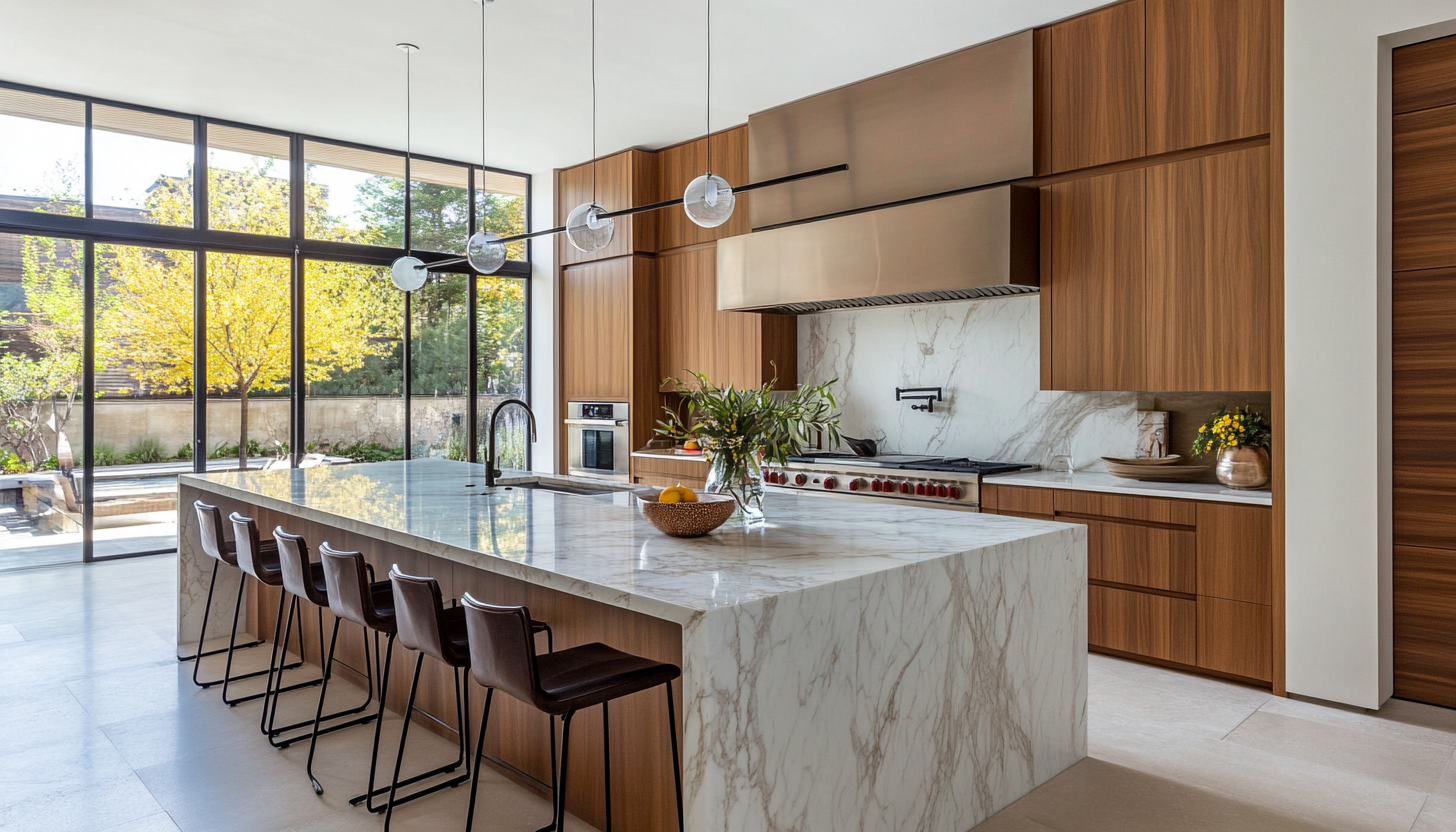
[270,528,380,752]
[460,594,684,832]
[384,568,555,831]
[228,511,322,723]
[315,544,467,809]
[183,501,266,677]
[190,501,296,703]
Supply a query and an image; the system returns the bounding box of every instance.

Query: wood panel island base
[175,459,1087,832]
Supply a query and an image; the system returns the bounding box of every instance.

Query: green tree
[102,163,401,468]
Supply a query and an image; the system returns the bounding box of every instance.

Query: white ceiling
[0,0,1106,176]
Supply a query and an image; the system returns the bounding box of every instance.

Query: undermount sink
[508,481,616,497]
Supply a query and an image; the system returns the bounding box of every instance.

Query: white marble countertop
[982,469,1273,506]
[181,458,1075,624]
[631,448,710,463]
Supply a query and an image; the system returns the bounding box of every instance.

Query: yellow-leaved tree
[100,162,401,468]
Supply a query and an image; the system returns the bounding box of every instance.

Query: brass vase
[1215,446,1270,490]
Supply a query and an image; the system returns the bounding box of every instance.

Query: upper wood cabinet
[1145,145,1270,391]
[556,150,658,266]
[1037,0,1270,170]
[656,245,796,391]
[1044,0,1146,173]
[1393,104,1456,273]
[1145,0,1271,154]
[656,127,751,251]
[1046,168,1146,390]
[561,257,634,401]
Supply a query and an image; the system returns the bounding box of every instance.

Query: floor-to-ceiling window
[0,81,531,566]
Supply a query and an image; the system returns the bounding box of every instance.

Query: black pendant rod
[596,163,849,221]
[420,162,850,271]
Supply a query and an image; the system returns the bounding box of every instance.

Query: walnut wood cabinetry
[631,455,708,491]
[655,127,751,250]
[656,245,796,391]
[982,483,1272,684]
[1393,35,1456,707]
[1037,0,1273,393]
[556,150,658,266]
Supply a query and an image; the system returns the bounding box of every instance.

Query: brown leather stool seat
[229,512,322,724]
[461,595,684,832]
[187,501,288,700]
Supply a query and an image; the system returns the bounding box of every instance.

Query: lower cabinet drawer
[1089,585,1197,666]
[1197,596,1273,682]
[633,473,706,490]
[1086,519,1197,594]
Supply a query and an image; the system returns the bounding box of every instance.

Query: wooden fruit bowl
[638,492,736,537]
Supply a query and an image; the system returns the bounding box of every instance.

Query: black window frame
[0,79,532,564]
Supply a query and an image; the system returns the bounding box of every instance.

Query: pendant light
[683,0,734,228]
[390,42,427,292]
[564,0,614,253]
[465,0,508,275]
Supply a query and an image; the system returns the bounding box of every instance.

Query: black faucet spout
[484,398,537,487]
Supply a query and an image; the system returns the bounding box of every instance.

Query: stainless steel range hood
[717,185,1038,314]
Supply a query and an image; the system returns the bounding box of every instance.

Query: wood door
[1393,36,1456,706]
[1145,145,1270,391]
[557,150,657,266]
[561,258,632,401]
[1197,596,1272,681]
[657,127,751,251]
[1145,0,1271,155]
[1046,168,1146,390]
[1089,584,1198,665]
[1046,0,1146,173]
[1085,518,1197,595]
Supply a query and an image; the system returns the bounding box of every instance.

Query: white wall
[528,168,560,474]
[1285,1,1456,708]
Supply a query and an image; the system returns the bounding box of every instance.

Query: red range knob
[794,473,808,487]
[900,481,913,495]
[949,486,962,500]
[936,484,949,498]
[870,479,882,492]
[848,479,862,492]
[764,471,776,484]
[914,482,927,496]
[823,477,837,490]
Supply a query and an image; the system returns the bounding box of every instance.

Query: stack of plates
[1101,455,1209,482]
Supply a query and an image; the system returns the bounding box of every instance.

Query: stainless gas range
[763,453,1035,512]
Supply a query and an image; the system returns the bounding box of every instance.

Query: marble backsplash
[798,295,1139,469]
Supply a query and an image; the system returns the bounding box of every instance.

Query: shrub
[333,441,404,463]
[93,443,119,467]
[176,443,193,460]
[0,452,28,474]
[125,437,167,464]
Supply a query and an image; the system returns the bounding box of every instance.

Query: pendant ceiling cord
[481,0,487,176]
[404,43,414,257]
[705,0,712,176]
[591,0,598,206]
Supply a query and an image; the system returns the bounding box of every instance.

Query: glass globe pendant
[390,256,426,291]
[684,173,735,228]
[466,231,507,274]
[565,202,614,253]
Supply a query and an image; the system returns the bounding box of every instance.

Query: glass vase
[705,449,765,523]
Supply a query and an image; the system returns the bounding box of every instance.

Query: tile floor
[2,554,1454,832]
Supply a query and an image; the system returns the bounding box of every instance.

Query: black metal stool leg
[353,632,396,811]
[464,687,494,832]
[259,589,294,735]
[667,682,684,832]
[603,700,612,832]
[183,561,266,673]
[536,711,574,832]
[383,653,425,832]
[306,615,342,794]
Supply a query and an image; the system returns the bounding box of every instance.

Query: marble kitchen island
[176,458,1087,832]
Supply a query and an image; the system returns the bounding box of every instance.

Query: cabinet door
[1086,518,1196,594]
[1146,0,1271,154]
[1046,168,1146,391]
[561,258,632,401]
[1146,146,1270,391]
[1047,0,1145,173]
[1089,584,1198,665]
[1197,596,1272,681]
[1393,106,1456,273]
[657,128,752,251]
[1196,502,1272,604]
[557,150,657,265]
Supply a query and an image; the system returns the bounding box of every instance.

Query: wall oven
[565,402,630,481]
